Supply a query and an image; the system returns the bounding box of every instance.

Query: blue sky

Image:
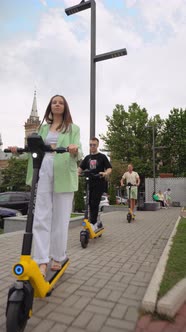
[0,0,186,153]
[1,0,150,42]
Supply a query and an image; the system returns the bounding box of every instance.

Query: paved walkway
[0,208,181,332]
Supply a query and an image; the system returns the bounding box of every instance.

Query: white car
[116,196,128,205]
[99,195,110,211]
[84,195,110,211]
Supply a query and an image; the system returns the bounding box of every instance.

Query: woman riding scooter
[9,94,82,277]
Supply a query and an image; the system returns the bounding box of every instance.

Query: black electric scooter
[126,183,136,223]
[80,170,104,248]
[5,133,69,332]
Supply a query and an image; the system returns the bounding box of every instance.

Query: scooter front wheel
[80,234,89,248]
[6,301,28,332]
[80,230,89,249]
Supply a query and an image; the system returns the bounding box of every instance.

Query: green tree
[100,103,164,177]
[1,157,29,191]
[160,108,186,176]
[108,182,116,205]
[74,177,85,212]
[108,159,128,188]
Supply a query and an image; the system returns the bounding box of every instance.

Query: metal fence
[145,177,186,207]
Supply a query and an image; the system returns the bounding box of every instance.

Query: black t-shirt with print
[80,153,112,186]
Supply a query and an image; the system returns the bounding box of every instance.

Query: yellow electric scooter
[5,133,69,332]
[80,170,104,248]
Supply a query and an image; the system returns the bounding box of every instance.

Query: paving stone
[95,288,111,300]
[50,323,68,332]
[101,326,124,332]
[47,312,75,325]
[72,310,94,328]
[31,319,55,332]
[85,304,111,316]
[124,306,139,322]
[106,317,136,331]
[86,314,107,331]
[90,298,115,310]
[73,296,92,310]
[111,304,128,319]
[35,303,57,318]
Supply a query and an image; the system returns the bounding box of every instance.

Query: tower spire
[30,90,38,118]
[24,90,41,146]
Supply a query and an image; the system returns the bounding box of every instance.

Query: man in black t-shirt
[78,137,112,231]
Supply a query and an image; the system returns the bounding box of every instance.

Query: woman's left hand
[68,144,78,155]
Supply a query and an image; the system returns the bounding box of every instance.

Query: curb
[3,215,84,234]
[141,215,181,313]
[157,278,186,317]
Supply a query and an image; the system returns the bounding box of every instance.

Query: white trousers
[33,155,74,264]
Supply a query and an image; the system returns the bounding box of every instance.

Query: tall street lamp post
[146,125,156,193]
[65,0,127,139]
[146,125,167,193]
[152,125,156,193]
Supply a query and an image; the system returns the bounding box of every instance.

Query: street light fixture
[65,1,91,15]
[65,0,127,139]
[94,48,127,62]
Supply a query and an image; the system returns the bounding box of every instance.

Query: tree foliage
[74,177,85,212]
[101,103,186,186]
[108,183,116,205]
[100,103,164,180]
[160,108,186,176]
[1,157,29,191]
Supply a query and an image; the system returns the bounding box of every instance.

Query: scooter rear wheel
[127,212,132,223]
[6,302,28,332]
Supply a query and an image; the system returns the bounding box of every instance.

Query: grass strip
[158,217,186,299]
[71,213,83,218]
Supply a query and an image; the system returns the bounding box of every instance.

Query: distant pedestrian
[164,188,172,207]
[120,164,140,216]
[152,191,166,208]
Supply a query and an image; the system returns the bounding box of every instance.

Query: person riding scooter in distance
[78,137,112,231]
[120,164,140,219]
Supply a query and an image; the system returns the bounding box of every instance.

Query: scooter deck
[46,258,69,283]
[94,227,104,234]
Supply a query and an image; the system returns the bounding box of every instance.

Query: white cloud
[39,0,48,6]
[0,0,186,156]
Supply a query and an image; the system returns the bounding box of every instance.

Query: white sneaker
[90,223,95,231]
[93,223,98,231]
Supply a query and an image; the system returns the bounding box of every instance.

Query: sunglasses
[90,144,97,147]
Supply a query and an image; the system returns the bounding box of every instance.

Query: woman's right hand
[8,146,18,154]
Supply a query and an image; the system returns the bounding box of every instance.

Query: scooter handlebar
[54,147,68,153]
[127,183,137,187]
[4,146,68,154]
[4,148,29,154]
[80,170,103,178]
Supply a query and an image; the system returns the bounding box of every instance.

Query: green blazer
[26,123,82,193]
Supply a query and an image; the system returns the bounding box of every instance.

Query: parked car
[99,195,110,211]
[116,196,128,205]
[84,195,110,212]
[0,192,31,215]
[0,207,22,229]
